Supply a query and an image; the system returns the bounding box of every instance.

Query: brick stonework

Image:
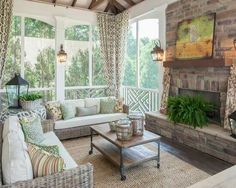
[169,67,230,125]
[165,0,236,126]
[145,112,236,164]
[166,0,236,60]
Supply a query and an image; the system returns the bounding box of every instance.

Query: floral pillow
[28,143,60,156]
[19,115,45,144]
[114,98,124,113]
[45,102,62,121]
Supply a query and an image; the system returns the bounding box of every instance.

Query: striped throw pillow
[28,144,65,177]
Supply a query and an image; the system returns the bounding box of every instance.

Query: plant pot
[20,99,42,111]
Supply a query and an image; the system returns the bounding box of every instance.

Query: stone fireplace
[169,67,230,126]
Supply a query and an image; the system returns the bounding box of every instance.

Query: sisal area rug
[63,137,210,188]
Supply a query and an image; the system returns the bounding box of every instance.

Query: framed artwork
[175,13,216,60]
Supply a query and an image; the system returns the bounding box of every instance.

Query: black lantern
[228,111,236,139]
[151,40,164,62]
[5,73,29,109]
[57,44,67,63]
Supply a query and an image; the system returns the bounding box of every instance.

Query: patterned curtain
[114,12,129,97]
[97,14,116,96]
[0,0,13,88]
[97,12,129,97]
[224,64,236,129]
[160,68,171,114]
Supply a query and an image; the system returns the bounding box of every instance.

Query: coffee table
[88,124,161,181]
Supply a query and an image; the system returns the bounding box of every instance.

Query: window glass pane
[92,26,106,86]
[24,18,55,90]
[65,25,89,41]
[139,19,160,89]
[2,16,21,88]
[65,25,89,87]
[122,23,137,87]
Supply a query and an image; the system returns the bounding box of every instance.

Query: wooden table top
[91,124,161,148]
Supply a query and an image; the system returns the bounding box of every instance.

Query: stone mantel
[145,112,236,164]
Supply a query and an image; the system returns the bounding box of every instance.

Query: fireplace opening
[178,88,221,124]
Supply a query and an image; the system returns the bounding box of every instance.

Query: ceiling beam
[88,0,96,9]
[71,0,77,7]
[113,0,126,12]
[104,1,112,12]
[122,0,135,6]
[89,0,105,9]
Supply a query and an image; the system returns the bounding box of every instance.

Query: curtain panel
[97,12,129,97]
[160,67,171,114]
[224,64,236,129]
[0,0,13,88]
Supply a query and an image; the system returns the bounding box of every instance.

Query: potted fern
[167,95,215,128]
[19,93,43,111]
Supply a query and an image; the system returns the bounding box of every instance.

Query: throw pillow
[60,103,76,120]
[20,115,44,144]
[2,124,33,184]
[100,98,116,114]
[114,98,124,113]
[76,106,97,117]
[30,143,60,156]
[85,98,100,113]
[28,144,64,178]
[45,102,62,121]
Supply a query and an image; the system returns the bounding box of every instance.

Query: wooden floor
[160,137,233,175]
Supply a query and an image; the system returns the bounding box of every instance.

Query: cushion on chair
[20,115,45,144]
[100,98,116,114]
[61,103,76,120]
[54,113,127,130]
[2,117,33,185]
[85,98,101,113]
[61,99,85,109]
[76,106,97,117]
[41,132,78,170]
[45,101,63,121]
[28,143,64,178]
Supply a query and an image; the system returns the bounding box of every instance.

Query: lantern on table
[5,73,29,109]
[128,112,144,136]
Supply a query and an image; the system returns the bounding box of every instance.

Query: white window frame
[0,15,107,102]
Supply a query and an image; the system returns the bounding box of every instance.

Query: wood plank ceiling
[29,0,144,14]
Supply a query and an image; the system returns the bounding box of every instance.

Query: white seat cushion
[41,132,78,170]
[55,113,127,130]
[2,116,33,184]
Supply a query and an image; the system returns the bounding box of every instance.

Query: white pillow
[2,117,33,184]
[2,116,21,139]
[85,98,100,113]
[61,99,85,108]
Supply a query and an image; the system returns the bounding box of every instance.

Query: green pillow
[76,106,97,117]
[30,143,60,156]
[100,98,116,114]
[20,115,44,144]
[61,103,76,120]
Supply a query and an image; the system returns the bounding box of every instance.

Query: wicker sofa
[47,98,129,140]
[0,120,93,188]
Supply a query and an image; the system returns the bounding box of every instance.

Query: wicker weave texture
[0,121,94,188]
[54,104,129,140]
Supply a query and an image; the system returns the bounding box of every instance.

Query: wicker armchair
[0,120,94,188]
[53,104,130,140]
